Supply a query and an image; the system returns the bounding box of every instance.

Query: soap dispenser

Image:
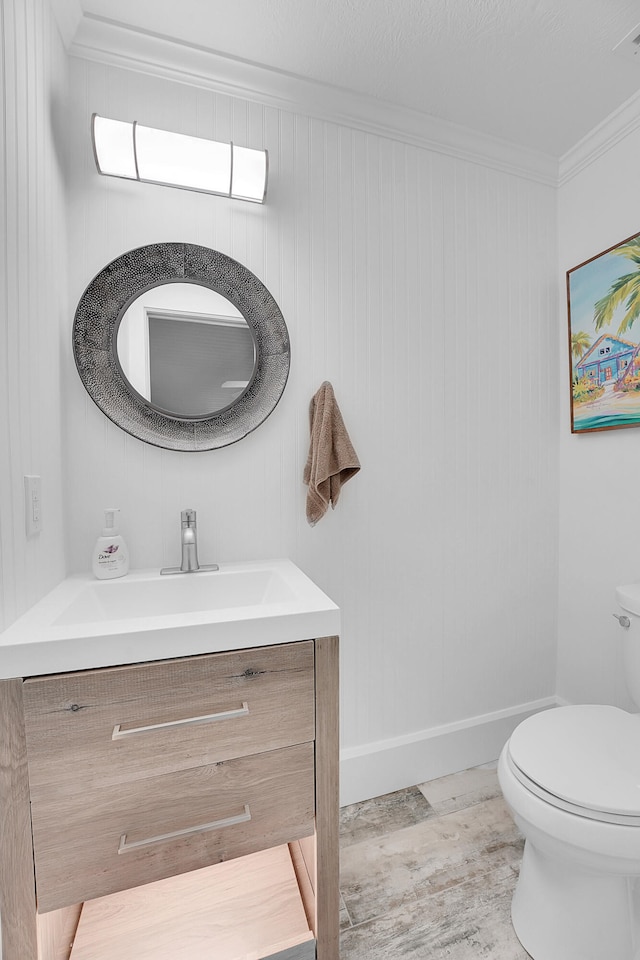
[92,508,130,580]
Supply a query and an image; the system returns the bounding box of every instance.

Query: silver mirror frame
[72,243,290,451]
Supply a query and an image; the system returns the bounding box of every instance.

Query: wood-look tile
[340,841,421,926]
[339,796,522,927]
[339,891,352,932]
[340,861,531,960]
[340,785,435,848]
[418,763,501,816]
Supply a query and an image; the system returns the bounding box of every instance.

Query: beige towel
[304,381,360,525]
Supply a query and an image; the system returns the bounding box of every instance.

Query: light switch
[24,475,42,536]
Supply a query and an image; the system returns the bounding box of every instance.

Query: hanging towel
[304,381,361,526]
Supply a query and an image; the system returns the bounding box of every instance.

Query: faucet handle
[181,508,196,525]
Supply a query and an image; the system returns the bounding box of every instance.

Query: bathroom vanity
[0,561,340,960]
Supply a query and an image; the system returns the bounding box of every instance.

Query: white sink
[54,567,297,625]
[0,560,340,679]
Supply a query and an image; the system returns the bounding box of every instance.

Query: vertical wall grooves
[0,40,561,763]
[0,0,9,623]
[1,0,68,631]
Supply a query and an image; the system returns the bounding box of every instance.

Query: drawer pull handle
[118,804,252,853]
[111,701,250,739]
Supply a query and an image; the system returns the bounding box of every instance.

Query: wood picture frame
[567,230,640,433]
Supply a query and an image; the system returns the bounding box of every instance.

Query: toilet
[498,581,640,960]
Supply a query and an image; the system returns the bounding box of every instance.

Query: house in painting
[575,335,639,385]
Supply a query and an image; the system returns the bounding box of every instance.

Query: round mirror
[73,243,290,451]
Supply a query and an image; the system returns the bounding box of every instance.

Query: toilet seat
[507,705,640,826]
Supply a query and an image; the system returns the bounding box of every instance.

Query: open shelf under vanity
[63,842,316,960]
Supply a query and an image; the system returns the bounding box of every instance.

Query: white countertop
[0,559,340,679]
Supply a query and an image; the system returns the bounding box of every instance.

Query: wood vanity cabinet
[0,635,339,960]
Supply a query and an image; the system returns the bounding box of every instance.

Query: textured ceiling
[79,0,640,157]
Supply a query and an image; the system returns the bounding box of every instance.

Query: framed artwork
[567,230,640,434]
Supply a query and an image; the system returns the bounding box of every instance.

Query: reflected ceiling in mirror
[116,283,256,417]
[73,243,290,451]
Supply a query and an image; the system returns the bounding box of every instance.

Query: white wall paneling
[6,0,640,848]
[557,124,640,712]
[0,0,68,632]
[65,57,560,801]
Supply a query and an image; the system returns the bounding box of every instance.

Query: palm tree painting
[567,230,640,433]
[594,237,640,335]
[571,331,592,368]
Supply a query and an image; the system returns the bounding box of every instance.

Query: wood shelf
[68,844,315,960]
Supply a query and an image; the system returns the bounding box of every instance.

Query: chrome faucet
[179,508,199,572]
[160,509,219,575]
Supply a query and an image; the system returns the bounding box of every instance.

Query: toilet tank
[616,582,640,708]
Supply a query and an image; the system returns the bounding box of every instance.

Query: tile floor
[339,764,532,959]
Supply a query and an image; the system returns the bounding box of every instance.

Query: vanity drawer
[31,741,316,912]
[23,641,315,797]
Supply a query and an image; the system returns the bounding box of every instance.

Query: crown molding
[49,0,83,47]
[559,87,640,186]
[69,14,558,187]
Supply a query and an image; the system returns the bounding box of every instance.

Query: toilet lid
[508,705,640,819]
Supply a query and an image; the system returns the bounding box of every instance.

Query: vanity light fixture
[91,114,268,203]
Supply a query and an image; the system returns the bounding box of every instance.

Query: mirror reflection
[116,282,256,417]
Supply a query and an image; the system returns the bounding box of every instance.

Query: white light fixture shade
[92,115,137,179]
[232,145,268,202]
[135,125,232,194]
[91,114,268,203]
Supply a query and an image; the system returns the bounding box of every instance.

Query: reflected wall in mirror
[116,283,255,417]
[73,243,290,452]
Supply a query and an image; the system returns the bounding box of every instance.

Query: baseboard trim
[339,696,559,806]
[554,695,572,707]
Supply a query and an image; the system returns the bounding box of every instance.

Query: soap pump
[92,508,130,580]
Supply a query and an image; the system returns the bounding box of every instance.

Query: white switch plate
[24,475,42,536]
